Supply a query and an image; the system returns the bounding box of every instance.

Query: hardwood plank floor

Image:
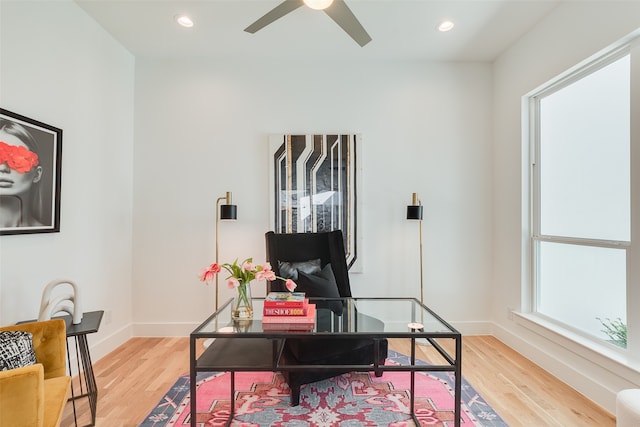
[61,336,615,426]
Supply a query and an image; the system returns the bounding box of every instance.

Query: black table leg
[190,339,197,427]
[77,334,98,425]
[66,340,79,427]
[67,334,98,426]
[224,371,235,427]
[455,337,462,427]
[410,336,417,424]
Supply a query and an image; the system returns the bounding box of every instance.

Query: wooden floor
[61,335,615,427]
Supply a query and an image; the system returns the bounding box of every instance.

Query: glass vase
[232,282,253,320]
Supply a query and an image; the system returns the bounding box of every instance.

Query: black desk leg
[189,339,197,427]
[455,338,462,427]
[225,371,235,427]
[410,337,418,426]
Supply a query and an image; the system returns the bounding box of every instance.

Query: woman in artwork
[0,118,45,228]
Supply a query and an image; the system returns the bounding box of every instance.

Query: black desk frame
[190,298,461,427]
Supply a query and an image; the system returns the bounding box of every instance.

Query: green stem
[236,282,251,310]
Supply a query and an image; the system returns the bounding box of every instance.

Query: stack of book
[262,292,316,331]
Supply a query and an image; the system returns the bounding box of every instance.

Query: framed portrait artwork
[0,108,62,235]
[268,134,362,271]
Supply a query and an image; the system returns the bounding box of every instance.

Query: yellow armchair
[0,319,71,427]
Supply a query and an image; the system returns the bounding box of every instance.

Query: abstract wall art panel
[269,134,362,271]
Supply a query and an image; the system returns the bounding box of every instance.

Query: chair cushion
[0,331,36,371]
[278,258,321,281]
[296,264,343,313]
[43,375,71,427]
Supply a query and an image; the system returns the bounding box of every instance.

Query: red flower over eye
[0,141,39,173]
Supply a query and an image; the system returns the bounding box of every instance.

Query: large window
[529,48,632,349]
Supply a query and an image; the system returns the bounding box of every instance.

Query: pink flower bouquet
[200,258,296,318]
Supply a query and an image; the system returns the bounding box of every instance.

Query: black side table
[64,310,103,427]
[18,311,103,426]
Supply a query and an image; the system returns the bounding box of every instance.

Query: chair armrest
[0,364,45,427]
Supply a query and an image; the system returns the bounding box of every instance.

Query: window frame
[526,42,634,349]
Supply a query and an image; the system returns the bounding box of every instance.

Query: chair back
[265,230,352,297]
[0,319,67,379]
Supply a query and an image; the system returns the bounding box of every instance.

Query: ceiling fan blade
[244,0,305,34]
[324,0,372,47]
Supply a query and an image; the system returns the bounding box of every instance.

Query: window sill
[514,311,640,382]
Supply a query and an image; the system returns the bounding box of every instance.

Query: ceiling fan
[244,0,372,47]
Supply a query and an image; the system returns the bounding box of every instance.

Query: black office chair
[265,230,388,405]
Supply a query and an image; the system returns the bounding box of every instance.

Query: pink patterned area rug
[140,350,508,426]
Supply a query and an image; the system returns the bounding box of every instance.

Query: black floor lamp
[406,192,424,305]
[215,191,237,310]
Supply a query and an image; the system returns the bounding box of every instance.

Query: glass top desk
[190,297,462,427]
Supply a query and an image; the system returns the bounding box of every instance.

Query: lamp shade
[406,205,423,220]
[220,204,237,220]
[406,192,423,220]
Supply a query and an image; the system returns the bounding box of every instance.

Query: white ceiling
[76,0,561,61]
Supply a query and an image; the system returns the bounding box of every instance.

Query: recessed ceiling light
[438,20,455,32]
[175,14,194,28]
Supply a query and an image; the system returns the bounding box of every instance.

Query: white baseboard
[131,322,200,337]
[67,323,132,376]
[448,320,493,335]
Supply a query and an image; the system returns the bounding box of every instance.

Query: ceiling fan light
[304,0,334,10]
[438,20,455,32]
[175,14,194,28]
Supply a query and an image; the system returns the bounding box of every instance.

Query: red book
[263,301,308,316]
[262,304,316,325]
[264,292,306,308]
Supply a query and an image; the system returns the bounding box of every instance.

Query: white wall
[0,1,135,360]
[132,58,494,335]
[492,1,640,413]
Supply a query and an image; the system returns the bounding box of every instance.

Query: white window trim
[521,29,640,364]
